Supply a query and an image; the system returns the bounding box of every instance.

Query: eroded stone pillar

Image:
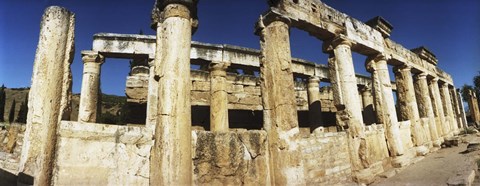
[450,87,463,131]
[468,90,480,126]
[366,54,404,156]
[17,6,74,185]
[78,51,104,123]
[209,61,230,132]
[150,1,196,185]
[360,85,376,125]
[326,35,366,176]
[256,13,302,185]
[456,89,468,129]
[307,76,323,131]
[429,78,447,137]
[414,73,439,144]
[394,65,424,146]
[441,83,458,134]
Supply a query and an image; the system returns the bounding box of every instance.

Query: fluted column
[209,61,230,132]
[326,35,366,174]
[307,76,323,131]
[150,1,197,185]
[366,54,404,156]
[360,85,376,125]
[394,65,424,146]
[414,73,439,144]
[256,13,304,185]
[78,51,104,123]
[441,83,458,134]
[429,78,447,137]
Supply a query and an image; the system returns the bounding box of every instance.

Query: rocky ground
[372,133,480,186]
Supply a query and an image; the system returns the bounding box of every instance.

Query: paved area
[372,134,480,186]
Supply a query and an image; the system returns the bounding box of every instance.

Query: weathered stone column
[394,65,424,146]
[450,87,463,130]
[17,6,74,185]
[456,89,468,129]
[325,35,366,176]
[429,78,447,137]
[467,89,480,126]
[413,73,439,144]
[150,1,197,185]
[307,76,323,131]
[440,83,458,134]
[78,51,104,123]
[366,54,404,156]
[360,85,376,125]
[256,12,303,185]
[146,59,157,131]
[209,61,230,132]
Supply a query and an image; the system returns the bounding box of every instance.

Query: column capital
[322,34,356,53]
[255,9,291,36]
[81,51,104,64]
[413,72,428,80]
[151,0,198,25]
[209,61,230,77]
[430,77,439,83]
[359,84,372,93]
[393,64,412,74]
[365,53,388,72]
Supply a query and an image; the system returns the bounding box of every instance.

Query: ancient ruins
[0,0,478,185]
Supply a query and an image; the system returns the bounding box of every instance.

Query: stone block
[227,84,244,93]
[192,81,210,92]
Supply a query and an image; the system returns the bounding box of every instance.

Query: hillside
[2,88,126,123]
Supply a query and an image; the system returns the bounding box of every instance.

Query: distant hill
[2,88,126,123]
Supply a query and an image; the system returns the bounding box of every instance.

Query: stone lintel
[365,16,393,38]
[255,8,291,36]
[81,51,104,64]
[410,46,438,66]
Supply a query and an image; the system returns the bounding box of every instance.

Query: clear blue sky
[1,0,479,96]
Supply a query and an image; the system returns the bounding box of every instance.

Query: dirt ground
[372,134,480,186]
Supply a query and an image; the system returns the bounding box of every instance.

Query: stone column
[468,90,480,126]
[429,78,447,137]
[366,54,404,156]
[326,35,366,175]
[394,65,424,146]
[146,59,157,131]
[209,61,230,132]
[17,6,74,185]
[360,85,376,125]
[450,87,463,130]
[150,1,196,185]
[307,76,323,131]
[413,73,439,144]
[78,51,104,123]
[441,83,458,134]
[256,13,303,185]
[456,89,468,129]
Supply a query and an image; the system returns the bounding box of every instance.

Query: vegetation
[461,71,480,106]
[16,96,28,123]
[8,99,16,123]
[0,84,5,122]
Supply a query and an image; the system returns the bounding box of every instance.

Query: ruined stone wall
[193,130,270,185]
[298,132,354,185]
[52,121,152,185]
[0,124,25,175]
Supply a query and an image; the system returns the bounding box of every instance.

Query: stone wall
[193,130,270,185]
[52,121,152,185]
[298,132,354,185]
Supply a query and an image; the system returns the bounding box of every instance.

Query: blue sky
[1,0,479,96]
